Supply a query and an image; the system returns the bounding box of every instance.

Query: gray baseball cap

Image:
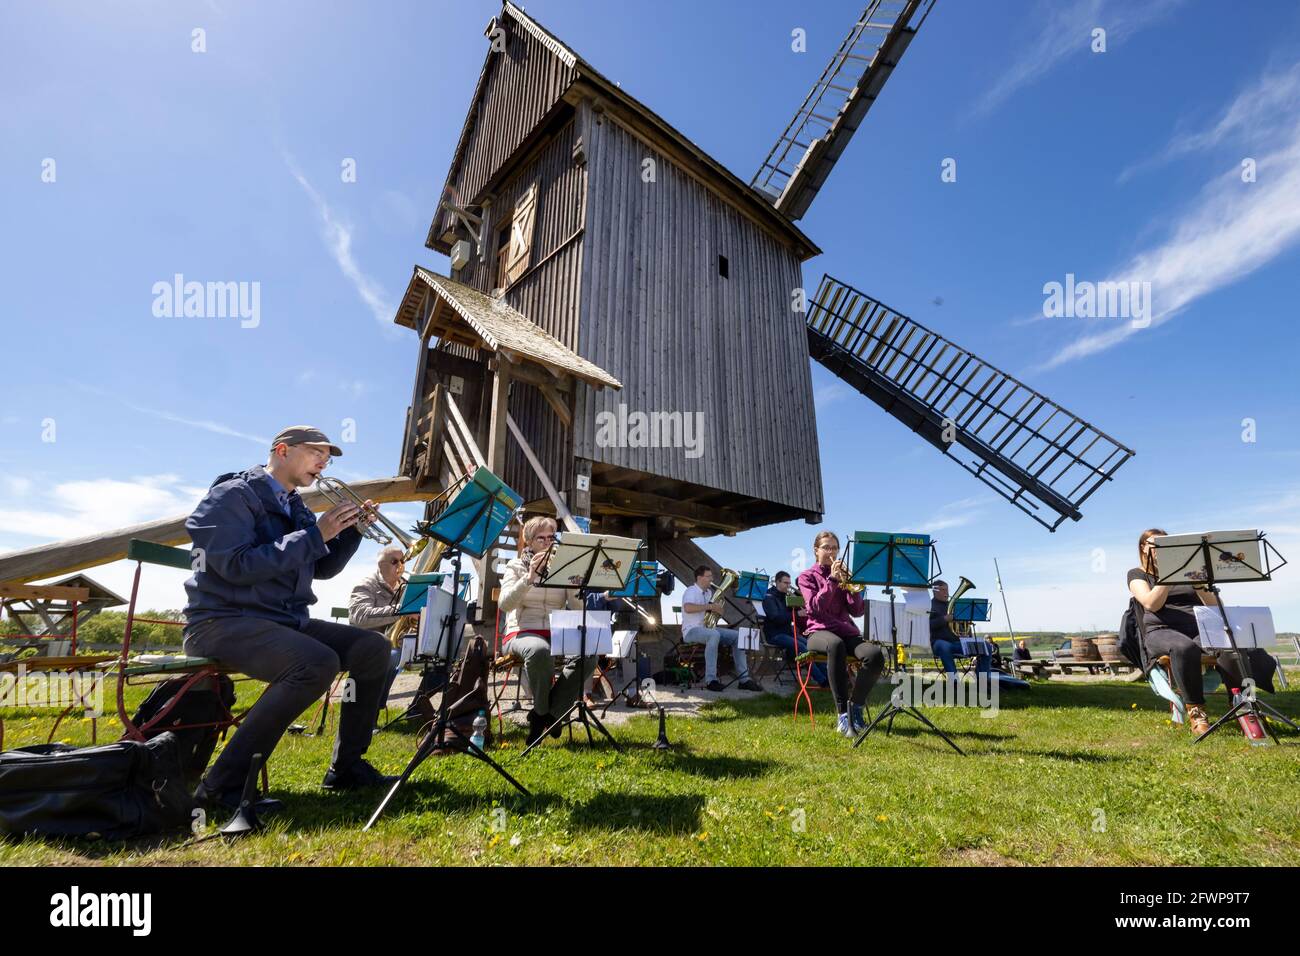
[270,425,343,457]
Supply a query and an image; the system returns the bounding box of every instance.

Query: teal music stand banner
[950,598,991,623]
[736,571,770,601]
[611,561,658,598]
[425,467,522,558]
[850,532,934,587]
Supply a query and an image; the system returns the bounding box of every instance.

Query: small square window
[718,254,729,278]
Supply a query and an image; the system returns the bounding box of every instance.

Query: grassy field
[2,676,1299,866]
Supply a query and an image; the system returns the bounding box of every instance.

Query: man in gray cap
[183,425,396,812]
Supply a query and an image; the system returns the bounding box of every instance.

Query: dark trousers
[184,616,391,793]
[1144,626,1275,706]
[804,629,885,713]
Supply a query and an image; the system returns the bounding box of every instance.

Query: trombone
[315,476,414,549]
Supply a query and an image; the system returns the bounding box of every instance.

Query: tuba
[703,568,737,628]
[947,575,976,636]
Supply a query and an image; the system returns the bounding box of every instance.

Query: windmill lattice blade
[806,275,1135,531]
[751,0,935,221]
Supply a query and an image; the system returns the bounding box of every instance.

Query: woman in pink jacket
[797,530,886,738]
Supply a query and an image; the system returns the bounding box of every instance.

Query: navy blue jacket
[762,585,794,640]
[184,465,362,629]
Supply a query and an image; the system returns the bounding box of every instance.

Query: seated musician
[349,545,416,709]
[1127,527,1276,736]
[498,516,590,746]
[761,571,827,688]
[681,566,764,693]
[183,426,396,812]
[929,581,992,679]
[796,531,886,737]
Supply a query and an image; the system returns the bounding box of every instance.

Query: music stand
[846,532,965,756]
[602,560,659,711]
[519,532,641,756]
[365,468,528,829]
[1152,530,1295,745]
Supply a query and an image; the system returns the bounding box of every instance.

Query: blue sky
[2,0,1299,631]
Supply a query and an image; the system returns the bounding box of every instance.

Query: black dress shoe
[321,759,398,791]
[705,680,724,692]
[193,781,285,816]
[526,711,547,747]
[737,679,764,692]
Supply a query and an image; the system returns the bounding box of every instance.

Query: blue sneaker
[850,705,866,732]
[836,712,855,737]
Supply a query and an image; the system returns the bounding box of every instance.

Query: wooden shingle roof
[395,267,622,390]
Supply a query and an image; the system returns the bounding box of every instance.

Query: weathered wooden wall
[452,116,588,506]
[432,16,578,246]
[575,109,824,515]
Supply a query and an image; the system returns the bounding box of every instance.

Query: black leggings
[804,630,885,713]
[1143,626,1274,705]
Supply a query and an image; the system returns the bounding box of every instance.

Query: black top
[1013,645,1032,661]
[1126,567,1201,638]
[929,598,957,646]
[761,586,794,639]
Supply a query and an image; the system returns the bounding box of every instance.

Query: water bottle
[470,709,488,752]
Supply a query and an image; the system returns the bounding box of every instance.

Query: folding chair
[1131,598,1222,725]
[791,612,863,728]
[667,605,704,684]
[114,539,267,787]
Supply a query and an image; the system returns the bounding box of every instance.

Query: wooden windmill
[398,0,1134,625]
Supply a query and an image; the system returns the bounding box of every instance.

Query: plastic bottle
[470,709,488,752]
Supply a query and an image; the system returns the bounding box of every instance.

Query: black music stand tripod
[848,536,965,756]
[519,538,625,757]
[365,548,530,831]
[1157,534,1297,745]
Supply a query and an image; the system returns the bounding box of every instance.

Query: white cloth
[681,583,713,632]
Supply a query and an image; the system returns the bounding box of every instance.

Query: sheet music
[736,626,762,651]
[1193,605,1275,649]
[611,629,638,660]
[549,610,614,656]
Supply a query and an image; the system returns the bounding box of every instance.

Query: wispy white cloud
[974,0,1187,117]
[814,381,852,409]
[912,495,990,533]
[1118,61,1300,183]
[121,399,270,446]
[1036,67,1300,370]
[284,152,395,330]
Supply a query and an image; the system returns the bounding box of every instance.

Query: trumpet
[315,476,413,549]
[833,533,865,592]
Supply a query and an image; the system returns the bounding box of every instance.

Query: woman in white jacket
[499,515,588,745]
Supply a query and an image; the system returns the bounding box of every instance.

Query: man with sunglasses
[183,425,396,814]
[350,545,417,708]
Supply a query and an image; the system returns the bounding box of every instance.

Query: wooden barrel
[1094,634,1120,660]
[1071,636,1100,660]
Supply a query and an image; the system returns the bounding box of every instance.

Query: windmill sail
[806,275,1135,531]
[751,0,935,221]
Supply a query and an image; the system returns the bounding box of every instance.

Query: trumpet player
[498,516,590,746]
[797,531,886,737]
[183,425,396,813]
[681,566,763,693]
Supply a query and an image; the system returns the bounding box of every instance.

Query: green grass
[3,676,1299,866]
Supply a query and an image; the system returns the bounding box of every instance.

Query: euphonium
[947,575,976,615]
[703,568,737,628]
[315,476,413,549]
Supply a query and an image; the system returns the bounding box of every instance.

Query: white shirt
[681,583,713,632]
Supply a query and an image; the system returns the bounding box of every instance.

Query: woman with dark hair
[1127,527,1274,735]
[797,531,886,737]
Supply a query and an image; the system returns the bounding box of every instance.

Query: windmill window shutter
[504,183,538,286]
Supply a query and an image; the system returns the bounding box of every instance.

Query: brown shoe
[1187,705,1211,736]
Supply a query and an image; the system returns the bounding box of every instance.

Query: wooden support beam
[506,413,580,533]
[537,382,573,427]
[590,485,746,534]
[0,583,92,602]
[0,476,436,587]
[444,393,487,468]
